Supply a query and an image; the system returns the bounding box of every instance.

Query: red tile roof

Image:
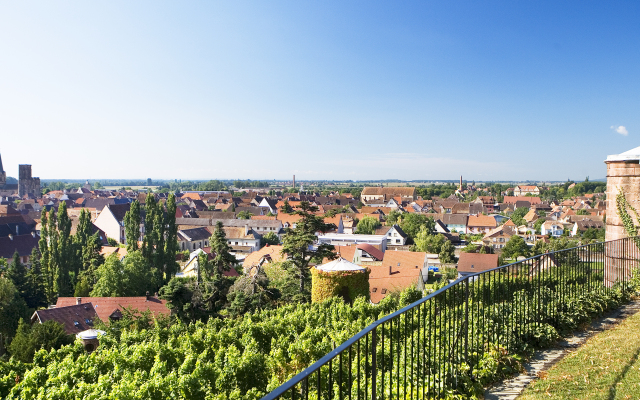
[32,303,99,335]
[457,253,499,274]
[56,296,170,323]
[356,243,384,261]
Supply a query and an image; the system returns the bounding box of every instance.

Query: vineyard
[0,292,417,399]
[1,240,640,399]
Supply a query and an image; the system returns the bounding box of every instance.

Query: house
[56,295,170,323]
[353,243,384,264]
[439,214,469,234]
[317,233,387,252]
[571,219,604,236]
[99,246,129,261]
[178,227,212,252]
[482,225,516,250]
[467,215,497,234]
[374,224,408,246]
[242,245,286,273]
[457,253,499,278]
[513,185,540,196]
[178,248,240,278]
[0,232,40,264]
[223,226,262,253]
[93,203,133,244]
[503,196,542,205]
[369,251,427,303]
[540,220,566,237]
[31,302,99,335]
[361,187,416,203]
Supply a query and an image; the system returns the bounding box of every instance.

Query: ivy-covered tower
[604,146,640,284]
[311,258,370,303]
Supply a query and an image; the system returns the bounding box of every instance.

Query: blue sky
[0,1,637,181]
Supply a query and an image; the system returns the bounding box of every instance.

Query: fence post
[371,327,377,400]
[464,277,469,366]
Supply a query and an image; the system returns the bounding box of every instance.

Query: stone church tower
[18,164,41,197]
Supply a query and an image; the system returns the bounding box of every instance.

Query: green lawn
[519,307,640,400]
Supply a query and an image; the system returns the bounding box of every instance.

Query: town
[0,150,608,357]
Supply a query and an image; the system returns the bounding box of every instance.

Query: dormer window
[74,321,80,327]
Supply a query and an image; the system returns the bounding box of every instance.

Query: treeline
[232,180,271,188]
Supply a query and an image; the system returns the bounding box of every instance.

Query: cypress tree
[25,248,46,309]
[209,221,236,276]
[55,202,73,297]
[163,193,179,284]
[124,200,141,253]
[38,209,55,304]
[7,251,27,299]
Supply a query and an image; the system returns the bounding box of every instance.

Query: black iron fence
[261,237,640,400]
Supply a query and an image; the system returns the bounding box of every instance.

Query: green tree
[163,193,180,284]
[281,200,293,213]
[354,215,381,234]
[510,207,529,226]
[439,240,457,264]
[0,277,30,345]
[237,211,254,220]
[159,277,207,323]
[91,251,154,297]
[399,213,435,240]
[6,251,27,300]
[209,222,236,275]
[386,210,402,225]
[24,248,47,309]
[8,319,73,363]
[575,209,590,215]
[502,235,530,259]
[261,232,280,247]
[281,202,336,297]
[124,200,141,253]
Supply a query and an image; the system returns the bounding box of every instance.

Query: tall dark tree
[38,209,55,304]
[209,221,236,276]
[281,202,336,295]
[54,202,73,297]
[124,200,141,253]
[163,193,179,284]
[24,248,47,309]
[6,251,27,299]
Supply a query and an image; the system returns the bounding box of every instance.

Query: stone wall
[604,160,640,285]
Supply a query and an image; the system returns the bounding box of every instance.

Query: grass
[519,306,640,400]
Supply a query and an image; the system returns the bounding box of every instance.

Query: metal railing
[262,237,640,400]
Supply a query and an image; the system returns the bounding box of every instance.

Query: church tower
[0,153,6,187]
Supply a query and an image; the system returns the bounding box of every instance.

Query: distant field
[103,186,160,190]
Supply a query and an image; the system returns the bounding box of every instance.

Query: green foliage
[124,200,141,253]
[510,207,529,226]
[281,202,336,296]
[386,210,402,225]
[311,268,370,303]
[237,210,254,220]
[399,213,435,240]
[0,278,30,341]
[260,232,280,247]
[8,319,73,363]
[502,235,530,259]
[91,252,154,297]
[413,228,457,262]
[354,215,381,234]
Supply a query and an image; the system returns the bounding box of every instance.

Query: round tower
[604,146,640,284]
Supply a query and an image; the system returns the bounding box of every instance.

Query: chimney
[146,291,150,300]
[76,297,82,305]
[389,265,392,275]
[245,224,249,236]
[15,225,18,235]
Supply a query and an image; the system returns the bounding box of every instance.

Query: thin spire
[0,153,3,172]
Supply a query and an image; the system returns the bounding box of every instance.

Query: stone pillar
[604,147,640,285]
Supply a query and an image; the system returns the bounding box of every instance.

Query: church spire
[0,153,4,172]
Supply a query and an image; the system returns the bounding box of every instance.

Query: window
[372,288,377,292]
[74,321,80,327]
[381,289,387,294]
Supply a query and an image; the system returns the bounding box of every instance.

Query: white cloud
[611,125,629,136]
